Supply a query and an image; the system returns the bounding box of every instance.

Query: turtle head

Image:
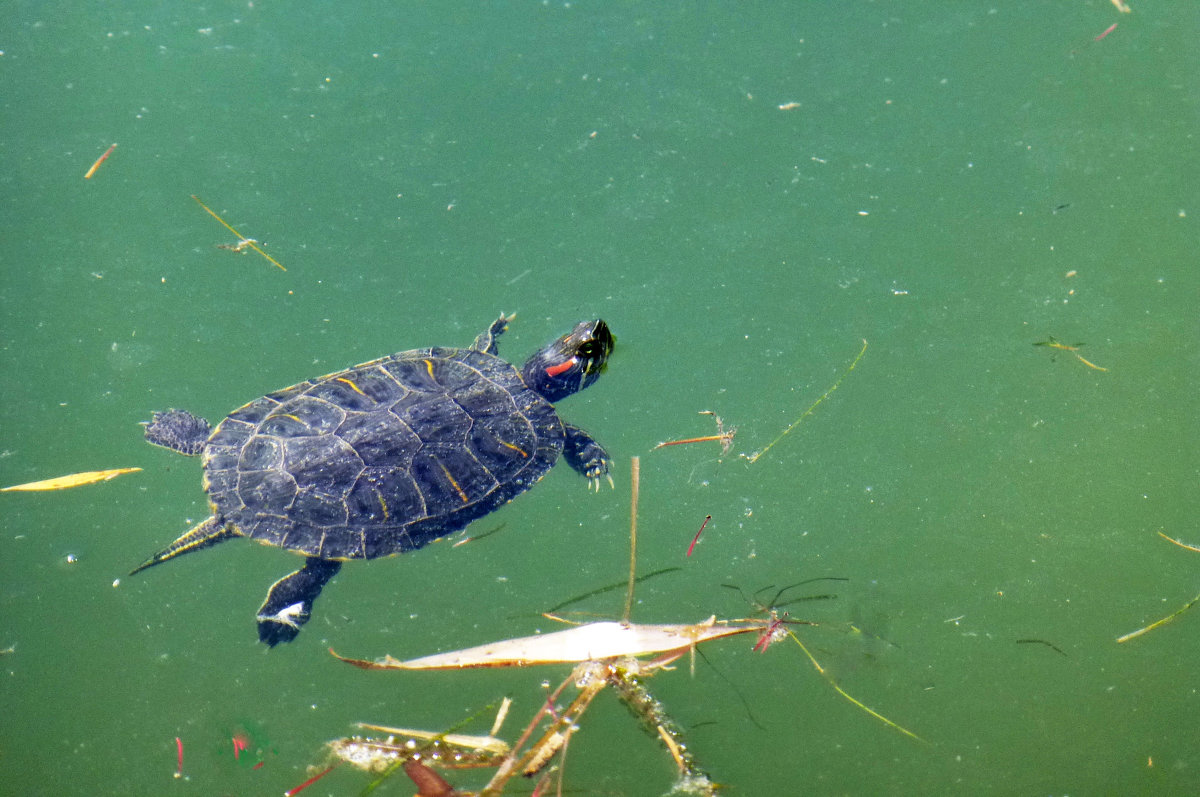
[522,319,614,403]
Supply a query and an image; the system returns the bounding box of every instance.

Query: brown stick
[624,456,640,624]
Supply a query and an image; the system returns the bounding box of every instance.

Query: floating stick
[787,629,925,742]
[1016,638,1068,657]
[191,195,287,271]
[653,412,736,454]
[84,143,117,179]
[1033,337,1107,371]
[1073,352,1108,371]
[654,435,727,450]
[283,762,338,796]
[1118,591,1200,643]
[1158,531,1200,553]
[542,567,680,615]
[451,523,507,548]
[623,456,640,624]
[686,516,711,557]
[744,339,868,464]
[2,467,141,492]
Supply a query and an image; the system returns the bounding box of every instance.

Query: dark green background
[2,2,1196,794]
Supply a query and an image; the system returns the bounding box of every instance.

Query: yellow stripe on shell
[438,461,469,503]
[336,377,367,396]
[499,440,528,458]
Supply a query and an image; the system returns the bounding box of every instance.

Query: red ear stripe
[544,358,576,377]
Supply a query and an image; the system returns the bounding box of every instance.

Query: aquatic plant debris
[624,456,640,623]
[330,618,762,670]
[1,467,142,492]
[1157,531,1200,553]
[653,411,736,454]
[1016,638,1068,657]
[686,515,711,557]
[541,567,680,615]
[322,452,921,795]
[1118,532,1200,643]
[1118,592,1200,643]
[1033,336,1107,371]
[84,143,117,179]
[191,194,287,271]
[744,338,868,464]
[786,629,925,742]
[283,762,338,796]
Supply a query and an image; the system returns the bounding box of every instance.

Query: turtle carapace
[131,315,614,646]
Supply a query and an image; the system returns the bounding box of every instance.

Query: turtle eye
[578,340,601,359]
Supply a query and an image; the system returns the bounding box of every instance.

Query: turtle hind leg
[470,312,515,355]
[129,517,235,576]
[256,558,343,647]
[144,409,211,455]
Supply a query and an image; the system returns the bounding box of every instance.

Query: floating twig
[191,194,287,271]
[1158,531,1200,553]
[1016,638,1068,657]
[451,523,507,548]
[744,339,868,464]
[542,567,680,615]
[624,456,640,624]
[1033,336,1107,371]
[686,515,711,557]
[786,629,925,742]
[283,762,339,796]
[653,412,737,455]
[1115,534,1200,643]
[1117,591,1200,643]
[84,143,117,179]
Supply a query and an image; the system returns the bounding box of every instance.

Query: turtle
[131,314,614,646]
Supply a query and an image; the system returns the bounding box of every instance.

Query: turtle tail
[129,516,236,576]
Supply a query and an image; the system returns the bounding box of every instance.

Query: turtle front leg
[470,313,515,355]
[256,558,343,646]
[562,423,614,491]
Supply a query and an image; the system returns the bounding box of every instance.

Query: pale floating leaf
[1,467,142,492]
[333,617,760,671]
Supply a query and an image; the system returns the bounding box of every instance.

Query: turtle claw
[584,460,614,492]
[256,558,342,647]
[563,424,612,490]
[258,601,308,647]
[471,313,516,355]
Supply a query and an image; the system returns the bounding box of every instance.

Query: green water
[2,2,1197,794]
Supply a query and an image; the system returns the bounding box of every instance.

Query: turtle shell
[200,346,564,560]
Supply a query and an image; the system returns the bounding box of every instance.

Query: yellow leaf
[1,467,143,492]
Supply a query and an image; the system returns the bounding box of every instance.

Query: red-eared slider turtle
[131,315,614,646]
